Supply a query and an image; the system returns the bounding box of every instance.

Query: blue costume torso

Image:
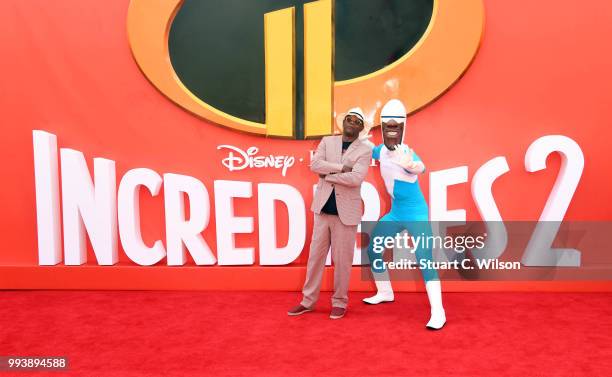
[372,144,429,220]
[368,144,437,281]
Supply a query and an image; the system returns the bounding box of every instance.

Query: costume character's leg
[363,212,403,304]
[404,216,446,329]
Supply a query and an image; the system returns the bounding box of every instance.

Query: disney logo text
[217,145,295,176]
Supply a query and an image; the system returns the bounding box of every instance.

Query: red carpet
[1,291,611,376]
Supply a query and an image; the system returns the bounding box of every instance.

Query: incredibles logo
[127,0,484,139]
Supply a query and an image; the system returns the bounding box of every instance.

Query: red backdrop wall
[1,0,611,290]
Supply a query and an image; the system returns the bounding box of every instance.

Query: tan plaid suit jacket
[310,135,372,226]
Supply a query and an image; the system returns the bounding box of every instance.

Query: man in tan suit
[288,108,372,319]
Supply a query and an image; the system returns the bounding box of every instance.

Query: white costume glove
[359,134,375,149]
[391,144,419,171]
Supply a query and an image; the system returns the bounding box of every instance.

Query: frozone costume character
[364,99,446,330]
[288,108,372,320]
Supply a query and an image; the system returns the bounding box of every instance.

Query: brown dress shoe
[329,307,346,319]
[287,304,313,316]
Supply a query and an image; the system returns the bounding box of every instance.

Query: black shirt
[320,141,353,215]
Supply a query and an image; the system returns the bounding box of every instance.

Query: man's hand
[342,164,353,173]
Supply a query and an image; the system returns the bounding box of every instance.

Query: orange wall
[1,0,611,290]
